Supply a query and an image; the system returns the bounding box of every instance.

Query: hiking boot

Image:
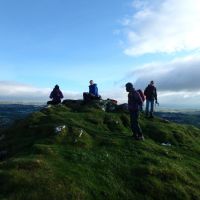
[138,136,145,141]
[130,134,139,140]
[138,133,144,141]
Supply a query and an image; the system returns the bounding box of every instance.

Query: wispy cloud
[121,0,200,56]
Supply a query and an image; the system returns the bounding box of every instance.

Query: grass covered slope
[0,100,200,200]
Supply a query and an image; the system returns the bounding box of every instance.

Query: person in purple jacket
[126,82,144,140]
[83,80,101,102]
[47,85,64,105]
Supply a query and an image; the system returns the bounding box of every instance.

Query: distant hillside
[0,100,200,200]
[0,104,42,128]
[156,111,200,128]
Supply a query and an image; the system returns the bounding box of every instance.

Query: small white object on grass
[161,142,172,147]
[55,125,66,134]
[79,129,84,138]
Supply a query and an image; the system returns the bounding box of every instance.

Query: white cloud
[122,0,200,56]
[101,88,127,103]
[126,54,200,92]
[131,0,149,9]
[158,91,200,108]
[0,81,81,103]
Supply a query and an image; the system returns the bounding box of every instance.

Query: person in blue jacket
[83,80,101,102]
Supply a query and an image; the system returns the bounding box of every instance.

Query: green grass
[0,101,200,200]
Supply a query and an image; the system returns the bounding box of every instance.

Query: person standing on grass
[144,80,158,118]
[126,82,144,140]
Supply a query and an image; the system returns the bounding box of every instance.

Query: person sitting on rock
[47,85,64,105]
[83,80,101,102]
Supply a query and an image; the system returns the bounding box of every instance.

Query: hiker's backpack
[137,89,145,102]
[108,99,117,105]
[106,99,118,112]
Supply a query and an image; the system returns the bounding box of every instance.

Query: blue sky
[0,0,134,90]
[0,0,200,107]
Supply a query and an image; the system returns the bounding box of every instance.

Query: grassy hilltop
[0,100,200,200]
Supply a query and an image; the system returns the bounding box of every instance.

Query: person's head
[89,80,94,85]
[54,85,59,90]
[125,82,134,92]
[150,80,154,86]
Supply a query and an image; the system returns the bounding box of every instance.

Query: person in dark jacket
[126,82,144,140]
[47,85,64,105]
[83,80,101,102]
[144,81,158,118]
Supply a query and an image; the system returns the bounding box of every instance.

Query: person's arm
[95,86,99,97]
[60,91,64,99]
[89,86,92,94]
[137,92,143,105]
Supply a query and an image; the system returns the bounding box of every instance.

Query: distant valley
[0,104,200,129]
[0,104,43,128]
[156,110,200,128]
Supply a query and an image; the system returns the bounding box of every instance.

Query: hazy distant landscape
[0,104,200,129]
[156,110,200,128]
[0,104,43,128]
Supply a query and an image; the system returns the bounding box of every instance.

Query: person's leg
[91,95,96,100]
[51,100,61,105]
[83,93,91,103]
[150,100,155,117]
[47,100,61,105]
[130,111,143,139]
[145,100,150,116]
[130,112,138,139]
[134,111,143,138]
[56,100,61,105]
[95,96,101,100]
[91,95,100,101]
[83,92,87,101]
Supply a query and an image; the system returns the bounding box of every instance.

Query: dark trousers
[83,92,101,102]
[47,100,61,105]
[145,100,154,116]
[130,111,142,137]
